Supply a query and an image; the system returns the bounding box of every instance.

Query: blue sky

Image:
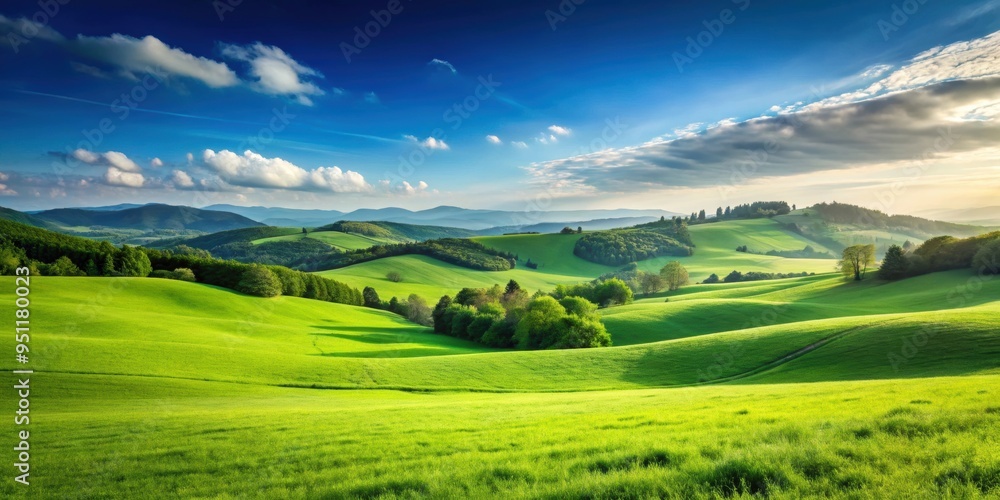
[0,0,998,213]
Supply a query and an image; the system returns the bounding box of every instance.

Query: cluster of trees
[686,201,792,225]
[589,261,691,297]
[150,268,197,282]
[736,244,834,259]
[560,226,583,234]
[704,270,814,284]
[0,220,154,277]
[432,280,611,349]
[573,230,692,266]
[877,231,1000,280]
[361,287,433,326]
[298,238,517,272]
[552,277,634,307]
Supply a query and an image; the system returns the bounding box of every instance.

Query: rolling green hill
[252,230,400,251]
[7,273,997,392]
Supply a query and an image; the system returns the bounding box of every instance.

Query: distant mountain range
[918,206,1000,226]
[203,203,679,230]
[27,204,264,233]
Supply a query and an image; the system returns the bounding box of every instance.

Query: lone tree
[560,226,576,234]
[841,244,876,281]
[878,245,909,280]
[640,272,666,296]
[659,261,690,291]
[362,286,382,308]
[386,271,402,282]
[237,265,282,297]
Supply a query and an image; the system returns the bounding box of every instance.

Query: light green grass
[606,269,1000,345]
[315,254,597,300]
[252,229,398,251]
[3,372,998,498]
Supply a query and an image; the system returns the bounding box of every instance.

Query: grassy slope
[314,254,596,300]
[604,270,1000,345]
[252,230,399,251]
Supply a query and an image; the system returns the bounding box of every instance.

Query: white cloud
[511,141,528,149]
[74,34,238,87]
[201,149,371,192]
[102,151,140,172]
[405,135,450,150]
[170,170,195,188]
[0,171,14,196]
[104,168,145,188]
[548,125,572,136]
[537,134,558,145]
[70,149,142,172]
[308,167,369,192]
[380,179,430,196]
[186,152,195,163]
[486,135,502,145]
[428,58,457,74]
[364,91,380,104]
[220,42,324,105]
[150,157,163,168]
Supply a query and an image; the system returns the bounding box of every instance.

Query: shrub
[386,271,403,282]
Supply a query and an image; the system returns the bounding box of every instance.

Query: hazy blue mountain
[33,204,264,232]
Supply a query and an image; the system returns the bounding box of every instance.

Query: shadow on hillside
[315,348,455,358]
[311,325,417,334]
[312,331,420,345]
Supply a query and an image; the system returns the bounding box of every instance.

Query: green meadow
[2,217,999,498]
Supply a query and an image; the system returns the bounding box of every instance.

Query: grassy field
[252,229,399,251]
[3,372,998,498]
[3,221,998,497]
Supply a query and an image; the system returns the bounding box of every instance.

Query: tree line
[877,231,1000,280]
[295,238,517,272]
[0,219,364,305]
[683,201,792,225]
